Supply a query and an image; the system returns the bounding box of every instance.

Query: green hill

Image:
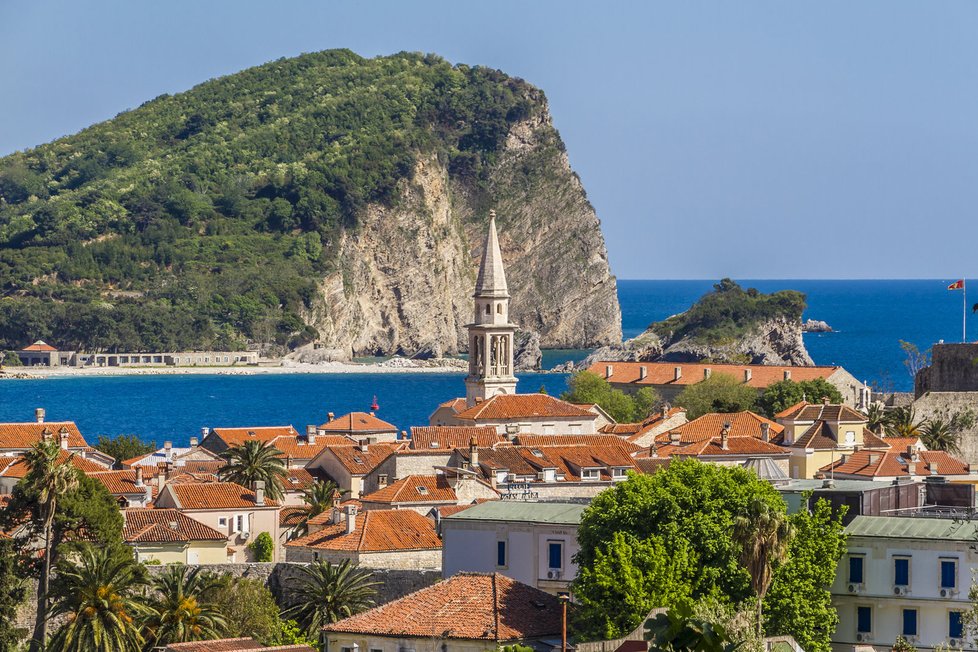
[0,50,621,355]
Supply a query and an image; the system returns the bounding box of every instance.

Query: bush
[248,532,274,562]
[674,374,758,419]
[561,371,660,423]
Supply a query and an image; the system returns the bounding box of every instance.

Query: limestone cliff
[307,111,621,358]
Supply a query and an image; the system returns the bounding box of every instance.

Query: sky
[1,1,977,280]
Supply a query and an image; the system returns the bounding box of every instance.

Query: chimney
[156,471,166,494]
[744,369,752,382]
[929,462,939,476]
[649,441,658,458]
[135,466,144,487]
[59,427,69,450]
[469,436,479,469]
[331,507,343,525]
[761,422,771,443]
[906,445,915,459]
[400,430,407,441]
[308,430,317,446]
[907,460,916,476]
[605,365,613,379]
[359,440,368,453]
[822,396,830,405]
[41,427,53,442]
[327,412,335,422]
[200,426,210,439]
[189,436,198,447]
[254,480,266,506]
[344,505,357,534]
[721,423,730,451]
[704,368,712,379]
[783,370,791,381]
[164,441,173,461]
[669,432,681,443]
[369,411,375,417]
[35,408,45,423]
[639,366,647,380]
[674,366,682,381]
[286,455,293,468]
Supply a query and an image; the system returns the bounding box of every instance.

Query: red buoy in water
[371,395,379,411]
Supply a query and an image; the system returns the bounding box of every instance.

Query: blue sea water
[0,279,969,443]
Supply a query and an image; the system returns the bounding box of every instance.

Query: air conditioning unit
[941,588,950,597]
[547,570,562,580]
[893,586,908,595]
[949,640,960,648]
[241,531,251,540]
[856,634,868,643]
[847,583,861,593]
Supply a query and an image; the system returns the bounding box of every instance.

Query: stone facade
[912,391,978,465]
[284,547,442,570]
[915,343,978,397]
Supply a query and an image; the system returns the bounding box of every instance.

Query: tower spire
[474,210,509,298]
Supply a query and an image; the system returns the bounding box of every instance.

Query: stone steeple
[465,210,518,406]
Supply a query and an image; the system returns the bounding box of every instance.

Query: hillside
[0,50,620,357]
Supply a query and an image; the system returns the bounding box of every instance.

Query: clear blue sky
[2,1,977,279]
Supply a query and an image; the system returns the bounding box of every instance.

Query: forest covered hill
[0,50,620,356]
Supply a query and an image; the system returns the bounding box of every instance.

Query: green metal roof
[442,501,586,525]
[778,479,902,494]
[846,515,978,541]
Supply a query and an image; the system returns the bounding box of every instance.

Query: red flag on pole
[949,280,965,290]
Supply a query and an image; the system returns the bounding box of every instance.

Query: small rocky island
[575,279,816,369]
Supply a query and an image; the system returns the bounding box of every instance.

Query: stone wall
[915,343,978,397]
[912,391,978,464]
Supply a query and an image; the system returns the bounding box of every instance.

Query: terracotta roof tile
[88,470,155,496]
[458,442,637,482]
[322,573,563,640]
[280,506,308,528]
[318,412,397,434]
[655,436,789,458]
[0,422,88,449]
[123,508,226,543]
[208,426,349,460]
[361,475,468,505]
[776,402,867,422]
[657,411,783,444]
[0,450,110,479]
[599,423,643,435]
[163,638,263,651]
[20,341,58,352]
[452,394,594,420]
[409,426,504,450]
[286,509,441,553]
[819,449,971,478]
[589,361,840,388]
[514,434,641,452]
[166,482,279,510]
[325,443,402,475]
[883,436,926,451]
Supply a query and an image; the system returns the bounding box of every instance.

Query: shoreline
[0,359,481,379]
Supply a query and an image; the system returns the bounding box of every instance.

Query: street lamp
[557,591,571,652]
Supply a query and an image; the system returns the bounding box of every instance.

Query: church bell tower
[465,210,518,407]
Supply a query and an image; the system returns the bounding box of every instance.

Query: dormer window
[582,468,601,481]
[353,456,363,464]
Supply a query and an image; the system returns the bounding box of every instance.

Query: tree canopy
[561,370,660,423]
[755,379,843,418]
[674,374,759,419]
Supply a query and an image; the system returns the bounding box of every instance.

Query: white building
[832,515,973,650]
[440,500,585,594]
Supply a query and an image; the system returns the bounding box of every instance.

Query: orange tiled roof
[452,394,595,420]
[280,506,308,528]
[361,475,468,505]
[0,450,110,479]
[818,449,971,478]
[409,426,504,450]
[458,442,637,482]
[599,423,643,435]
[88,470,155,496]
[282,468,317,492]
[318,412,397,433]
[514,434,641,452]
[286,509,441,553]
[20,341,57,352]
[776,402,867,422]
[658,411,783,444]
[325,443,402,475]
[209,426,351,460]
[0,422,88,449]
[166,482,279,510]
[123,508,226,543]
[163,638,263,651]
[589,361,841,388]
[322,572,563,640]
[772,421,888,451]
[882,436,925,451]
[655,436,790,458]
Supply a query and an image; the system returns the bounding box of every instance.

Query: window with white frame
[235,514,245,533]
[581,468,601,481]
[218,517,228,528]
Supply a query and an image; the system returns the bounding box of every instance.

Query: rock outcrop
[514,330,543,371]
[658,316,814,366]
[802,319,832,333]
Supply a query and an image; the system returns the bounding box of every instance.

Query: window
[857,606,872,634]
[950,611,964,638]
[416,486,428,495]
[485,304,490,315]
[378,474,388,485]
[902,609,918,637]
[235,514,245,533]
[848,555,864,584]
[611,467,628,478]
[845,430,856,445]
[581,468,600,481]
[497,540,507,567]
[941,559,957,589]
[496,304,502,314]
[313,552,320,561]
[218,517,228,527]
[548,541,563,570]
[894,556,910,587]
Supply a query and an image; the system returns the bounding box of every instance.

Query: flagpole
[965,279,968,343]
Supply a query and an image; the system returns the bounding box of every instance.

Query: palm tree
[863,402,886,434]
[284,559,378,638]
[218,440,287,500]
[920,418,961,455]
[731,498,794,637]
[141,565,227,648]
[645,604,742,652]
[23,437,79,652]
[294,480,344,537]
[47,545,147,652]
[884,406,927,438]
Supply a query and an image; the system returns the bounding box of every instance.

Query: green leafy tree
[763,498,848,652]
[209,577,282,645]
[561,371,659,422]
[644,604,742,652]
[899,341,930,380]
[0,538,27,651]
[756,379,843,417]
[892,637,918,652]
[634,387,662,421]
[284,560,378,638]
[141,565,227,648]
[20,438,79,652]
[674,374,758,419]
[277,620,317,647]
[48,545,147,652]
[732,499,794,636]
[573,460,785,638]
[218,440,287,500]
[94,434,156,466]
[248,532,275,562]
[294,480,342,537]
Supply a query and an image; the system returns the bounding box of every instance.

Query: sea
[0,279,970,445]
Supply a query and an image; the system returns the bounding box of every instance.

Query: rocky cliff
[0,50,620,357]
